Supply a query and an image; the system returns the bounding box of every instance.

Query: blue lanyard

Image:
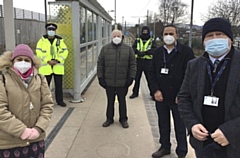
[206,60,228,96]
[163,52,167,68]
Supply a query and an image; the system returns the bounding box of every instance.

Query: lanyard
[206,60,228,96]
[163,51,167,68]
[163,47,177,68]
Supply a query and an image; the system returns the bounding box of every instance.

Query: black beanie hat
[202,18,233,41]
[141,26,150,35]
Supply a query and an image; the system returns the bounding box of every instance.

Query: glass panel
[107,23,110,37]
[93,43,97,68]
[87,10,93,42]
[102,19,105,38]
[80,46,87,83]
[93,14,97,40]
[80,6,86,44]
[102,39,107,46]
[87,45,93,75]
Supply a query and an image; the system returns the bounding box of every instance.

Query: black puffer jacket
[97,42,136,87]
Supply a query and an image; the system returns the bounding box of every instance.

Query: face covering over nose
[47,30,55,36]
[163,35,175,45]
[112,37,122,45]
[205,38,229,57]
[14,61,32,74]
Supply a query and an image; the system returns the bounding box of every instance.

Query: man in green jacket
[97,29,136,128]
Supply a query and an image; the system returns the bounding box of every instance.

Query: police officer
[36,23,68,107]
[129,26,157,99]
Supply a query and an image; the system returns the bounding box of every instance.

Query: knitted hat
[202,18,233,41]
[11,44,34,61]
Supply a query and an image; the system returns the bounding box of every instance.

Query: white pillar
[3,0,15,51]
[71,1,83,102]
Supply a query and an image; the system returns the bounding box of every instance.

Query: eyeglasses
[164,33,174,36]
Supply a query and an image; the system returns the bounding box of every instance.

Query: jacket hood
[0,51,41,71]
[141,26,150,35]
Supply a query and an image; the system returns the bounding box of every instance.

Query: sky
[0,0,215,26]
[97,0,216,26]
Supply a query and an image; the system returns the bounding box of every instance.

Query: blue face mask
[47,30,55,37]
[205,38,229,57]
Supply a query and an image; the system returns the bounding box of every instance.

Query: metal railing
[0,5,51,22]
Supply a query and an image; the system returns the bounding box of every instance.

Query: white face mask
[47,30,55,36]
[14,61,32,74]
[163,35,175,45]
[112,37,122,45]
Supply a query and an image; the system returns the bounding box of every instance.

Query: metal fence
[0,5,46,21]
[0,5,47,49]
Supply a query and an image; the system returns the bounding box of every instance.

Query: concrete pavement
[44,76,195,158]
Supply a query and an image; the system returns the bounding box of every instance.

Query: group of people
[97,17,240,158]
[0,16,239,158]
[0,23,68,157]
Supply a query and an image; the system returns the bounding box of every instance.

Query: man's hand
[175,97,178,104]
[137,51,145,57]
[125,78,134,87]
[211,128,229,146]
[98,77,106,89]
[47,60,57,66]
[191,124,209,141]
[154,90,163,102]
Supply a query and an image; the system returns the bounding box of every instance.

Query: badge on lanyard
[161,68,169,74]
[203,60,228,107]
[203,96,219,107]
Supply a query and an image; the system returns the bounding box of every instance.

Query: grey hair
[111,29,122,37]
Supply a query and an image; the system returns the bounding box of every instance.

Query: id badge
[203,96,219,107]
[161,68,169,74]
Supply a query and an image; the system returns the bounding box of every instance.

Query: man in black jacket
[129,26,157,99]
[178,18,240,158]
[149,25,195,158]
[97,29,136,128]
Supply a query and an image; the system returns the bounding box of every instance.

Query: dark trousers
[132,59,153,96]
[105,86,128,123]
[45,74,64,104]
[155,101,187,156]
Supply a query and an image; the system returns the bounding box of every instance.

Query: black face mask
[140,33,150,40]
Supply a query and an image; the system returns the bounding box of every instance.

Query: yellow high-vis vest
[136,38,154,59]
[36,35,68,75]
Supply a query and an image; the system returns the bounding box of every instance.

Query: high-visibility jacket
[136,38,154,59]
[36,35,68,75]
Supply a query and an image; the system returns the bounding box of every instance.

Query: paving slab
[45,76,195,158]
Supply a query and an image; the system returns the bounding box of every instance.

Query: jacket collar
[162,41,185,54]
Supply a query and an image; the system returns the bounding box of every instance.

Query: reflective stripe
[136,38,153,59]
[59,56,65,61]
[56,63,64,66]
[59,49,67,54]
[41,56,46,62]
[42,64,48,66]
[37,48,47,53]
